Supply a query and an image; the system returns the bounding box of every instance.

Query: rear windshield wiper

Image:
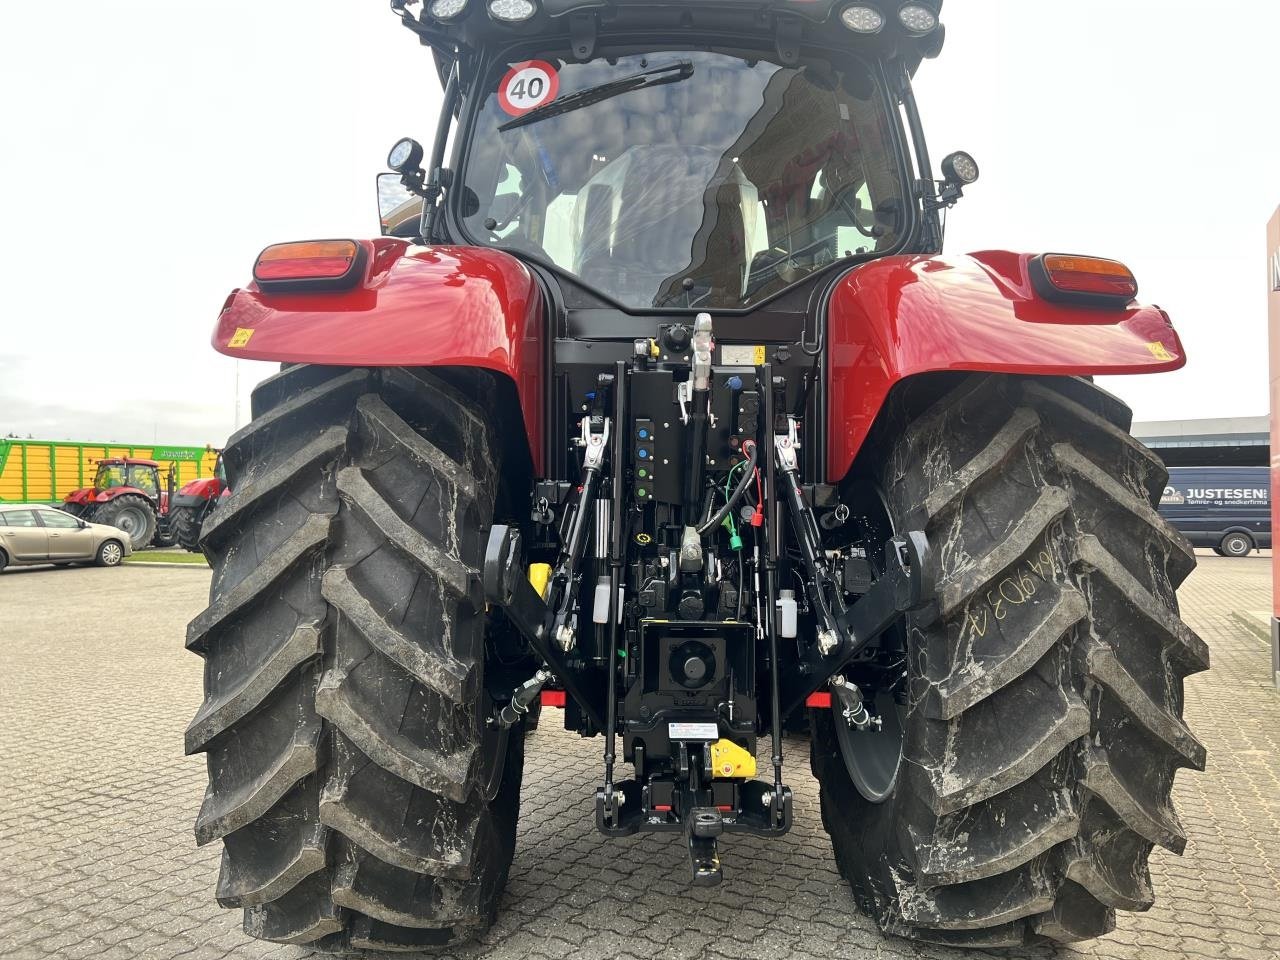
[498,60,694,132]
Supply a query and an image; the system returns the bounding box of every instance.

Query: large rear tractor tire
[91,494,157,549]
[172,504,205,553]
[186,365,522,952]
[812,374,1208,947]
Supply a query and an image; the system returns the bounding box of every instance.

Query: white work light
[428,0,469,20]
[840,5,885,34]
[897,3,938,35]
[942,151,979,185]
[488,0,537,21]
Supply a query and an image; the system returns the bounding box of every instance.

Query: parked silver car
[0,504,134,571]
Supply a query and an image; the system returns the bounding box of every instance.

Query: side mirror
[78,519,89,529]
[378,174,424,237]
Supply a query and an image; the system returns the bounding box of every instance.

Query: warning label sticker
[720,344,766,367]
[669,722,720,741]
[498,60,559,117]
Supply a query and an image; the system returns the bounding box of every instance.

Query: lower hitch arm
[771,417,936,717]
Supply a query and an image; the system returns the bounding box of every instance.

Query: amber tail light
[253,240,364,289]
[1030,253,1138,307]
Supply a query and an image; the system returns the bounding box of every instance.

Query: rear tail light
[253,240,364,287]
[805,692,832,708]
[1031,253,1138,307]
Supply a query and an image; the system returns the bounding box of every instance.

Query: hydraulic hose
[697,440,758,536]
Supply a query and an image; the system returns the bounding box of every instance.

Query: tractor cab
[94,459,161,498]
[379,0,976,315]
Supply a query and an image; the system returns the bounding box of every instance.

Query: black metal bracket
[780,531,935,717]
[774,14,802,65]
[686,808,724,886]
[595,779,792,841]
[482,525,608,733]
[569,12,598,61]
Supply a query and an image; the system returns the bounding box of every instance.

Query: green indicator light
[638,467,649,478]
[636,487,647,498]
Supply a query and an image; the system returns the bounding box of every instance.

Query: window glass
[39,510,81,529]
[462,49,906,309]
[0,510,40,528]
[97,464,126,489]
[127,466,158,495]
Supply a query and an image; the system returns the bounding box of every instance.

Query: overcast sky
[1,1,1277,445]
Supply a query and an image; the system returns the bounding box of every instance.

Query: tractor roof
[396,0,945,79]
[96,457,160,468]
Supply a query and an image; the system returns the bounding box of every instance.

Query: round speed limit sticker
[498,60,560,117]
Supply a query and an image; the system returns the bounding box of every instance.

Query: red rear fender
[178,477,225,499]
[215,239,545,472]
[826,251,1186,481]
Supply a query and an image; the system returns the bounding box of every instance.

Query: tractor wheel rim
[833,481,909,804]
[102,543,122,565]
[118,508,145,537]
[834,689,905,803]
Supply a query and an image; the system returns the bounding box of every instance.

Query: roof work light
[897,3,938,35]
[428,0,469,20]
[840,5,885,34]
[488,0,537,22]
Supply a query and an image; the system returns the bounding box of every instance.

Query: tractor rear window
[460,49,907,310]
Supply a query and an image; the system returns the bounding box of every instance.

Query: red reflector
[256,257,354,280]
[1040,254,1137,299]
[806,692,832,709]
[541,690,566,708]
[654,804,672,812]
[254,240,359,283]
[716,805,733,812]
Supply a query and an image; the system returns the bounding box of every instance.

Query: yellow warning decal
[1146,341,1174,362]
[227,327,255,349]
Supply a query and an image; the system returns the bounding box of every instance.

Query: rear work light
[428,0,469,19]
[840,5,885,33]
[488,0,536,22]
[897,3,939,35]
[253,240,364,289]
[1030,253,1139,307]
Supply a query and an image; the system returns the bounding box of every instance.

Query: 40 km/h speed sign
[498,60,560,116]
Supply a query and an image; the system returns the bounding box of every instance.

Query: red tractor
[186,2,1206,953]
[62,457,177,548]
[170,453,228,552]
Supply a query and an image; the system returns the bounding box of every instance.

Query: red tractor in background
[170,452,228,552]
[62,457,177,548]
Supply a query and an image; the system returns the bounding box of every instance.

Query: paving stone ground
[0,554,1277,960]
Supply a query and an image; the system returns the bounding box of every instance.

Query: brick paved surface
[0,556,1276,960]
